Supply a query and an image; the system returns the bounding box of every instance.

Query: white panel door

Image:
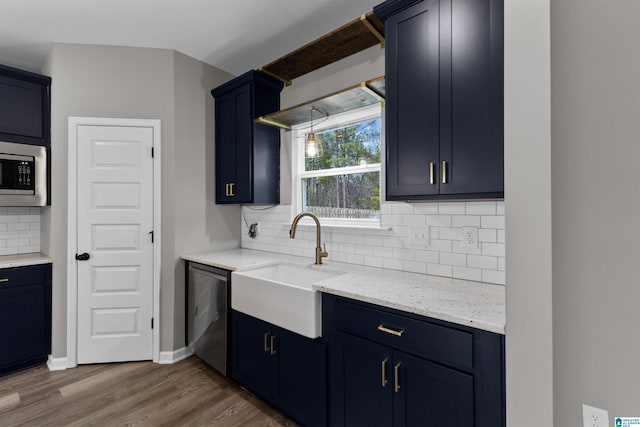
[76,125,154,364]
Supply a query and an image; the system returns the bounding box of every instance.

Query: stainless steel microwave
[0,141,47,206]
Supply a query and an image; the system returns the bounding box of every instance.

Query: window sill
[282,221,392,231]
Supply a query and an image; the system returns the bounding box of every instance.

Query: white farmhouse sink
[231,262,344,338]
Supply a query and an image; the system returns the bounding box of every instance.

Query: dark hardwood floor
[0,357,297,426]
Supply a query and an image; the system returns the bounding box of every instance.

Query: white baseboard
[47,355,68,371]
[158,347,192,364]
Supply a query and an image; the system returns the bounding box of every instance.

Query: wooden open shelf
[259,12,384,85]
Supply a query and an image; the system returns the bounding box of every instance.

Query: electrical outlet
[461,227,478,249]
[408,226,429,247]
[582,404,609,427]
[248,223,259,238]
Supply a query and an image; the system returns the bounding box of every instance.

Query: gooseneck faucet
[289,212,329,265]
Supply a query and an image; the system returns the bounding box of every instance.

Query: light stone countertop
[182,248,505,335]
[0,252,52,269]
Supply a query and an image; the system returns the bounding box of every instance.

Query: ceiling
[0,0,381,76]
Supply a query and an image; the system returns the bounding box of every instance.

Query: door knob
[75,252,90,261]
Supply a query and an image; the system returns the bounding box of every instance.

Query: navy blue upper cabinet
[211,71,283,204]
[0,64,51,146]
[376,0,504,201]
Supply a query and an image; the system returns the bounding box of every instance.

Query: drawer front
[333,298,473,369]
[0,264,49,288]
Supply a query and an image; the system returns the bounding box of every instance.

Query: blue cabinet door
[379,0,504,200]
[0,65,51,146]
[231,310,328,426]
[333,331,393,427]
[276,326,327,427]
[393,350,474,427]
[231,311,275,399]
[0,264,52,376]
[212,70,283,205]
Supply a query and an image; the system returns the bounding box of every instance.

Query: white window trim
[292,104,382,226]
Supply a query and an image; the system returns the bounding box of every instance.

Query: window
[293,104,382,226]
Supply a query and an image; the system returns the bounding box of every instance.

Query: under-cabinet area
[183,248,505,427]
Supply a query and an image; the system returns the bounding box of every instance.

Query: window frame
[291,103,383,227]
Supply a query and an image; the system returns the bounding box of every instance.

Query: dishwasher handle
[188,265,228,283]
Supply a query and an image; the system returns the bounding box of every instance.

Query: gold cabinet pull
[0,278,8,283]
[270,335,277,356]
[264,332,270,352]
[429,162,435,185]
[394,362,401,393]
[225,183,236,197]
[378,324,404,337]
[381,358,388,387]
[442,160,448,184]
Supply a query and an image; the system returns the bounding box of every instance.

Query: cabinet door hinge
[151,318,154,329]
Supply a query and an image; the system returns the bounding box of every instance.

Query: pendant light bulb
[305,106,323,158]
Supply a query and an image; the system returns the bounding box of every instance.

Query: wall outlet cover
[408,225,429,247]
[582,404,609,427]
[462,226,479,249]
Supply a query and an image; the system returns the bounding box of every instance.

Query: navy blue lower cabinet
[323,293,504,427]
[231,310,327,427]
[0,264,52,377]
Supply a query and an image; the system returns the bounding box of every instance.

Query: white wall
[171,50,239,347]
[43,43,239,356]
[504,0,554,425]
[551,0,640,424]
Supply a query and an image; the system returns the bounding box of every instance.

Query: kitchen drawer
[0,264,49,287]
[333,298,473,370]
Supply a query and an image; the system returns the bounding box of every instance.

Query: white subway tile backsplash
[0,216,18,224]
[392,247,414,261]
[391,203,415,215]
[438,202,466,215]
[0,208,40,255]
[481,242,506,257]
[468,254,499,270]
[404,260,427,274]
[373,246,394,258]
[414,250,439,264]
[402,214,426,226]
[426,214,452,227]
[439,227,462,241]
[427,263,453,277]
[346,254,364,265]
[241,201,505,286]
[453,266,482,282]
[465,201,496,215]
[413,204,439,215]
[482,269,506,285]
[479,229,498,243]
[451,215,481,227]
[481,216,505,229]
[8,223,30,231]
[439,252,467,266]
[364,257,383,268]
[383,258,404,271]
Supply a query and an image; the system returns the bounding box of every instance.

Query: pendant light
[305,106,323,158]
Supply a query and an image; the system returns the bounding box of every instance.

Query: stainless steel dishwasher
[186,262,230,375]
